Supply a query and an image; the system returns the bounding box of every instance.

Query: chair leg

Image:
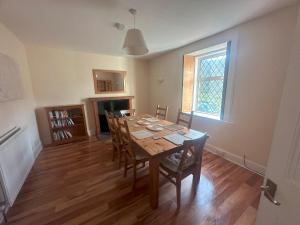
[176,178,181,210]
[124,154,128,177]
[3,211,7,223]
[132,161,137,190]
[112,146,116,161]
[118,150,122,169]
[192,170,201,194]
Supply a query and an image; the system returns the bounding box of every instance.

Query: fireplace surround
[89,96,134,135]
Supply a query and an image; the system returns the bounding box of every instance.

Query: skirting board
[32,140,43,159]
[205,143,266,176]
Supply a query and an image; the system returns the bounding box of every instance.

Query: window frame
[221,41,231,120]
[182,41,232,121]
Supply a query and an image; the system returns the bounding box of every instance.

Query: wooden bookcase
[46,104,88,145]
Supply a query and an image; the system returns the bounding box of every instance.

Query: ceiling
[0,0,298,58]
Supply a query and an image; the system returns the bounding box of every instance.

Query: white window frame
[181,30,238,123]
[191,42,230,121]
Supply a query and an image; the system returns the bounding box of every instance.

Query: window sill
[193,112,220,121]
[184,111,233,124]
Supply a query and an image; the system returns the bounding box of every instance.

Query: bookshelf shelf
[51,124,84,131]
[50,116,82,121]
[45,104,88,145]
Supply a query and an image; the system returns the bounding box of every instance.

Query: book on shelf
[65,130,72,138]
[49,111,54,119]
[53,132,57,141]
[55,111,59,119]
[53,130,73,141]
[49,110,70,120]
[50,116,75,128]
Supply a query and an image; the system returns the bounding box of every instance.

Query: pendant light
[123,8,149,55]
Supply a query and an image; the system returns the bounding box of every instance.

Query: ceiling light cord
[129,8,137,30]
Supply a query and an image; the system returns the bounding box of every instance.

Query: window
[182,42,231,120]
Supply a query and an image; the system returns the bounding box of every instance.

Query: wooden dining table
[124,114,206,209]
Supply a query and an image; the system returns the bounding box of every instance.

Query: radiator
[0,127,34,206]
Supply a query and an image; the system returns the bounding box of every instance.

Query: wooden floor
[6,138,263,225]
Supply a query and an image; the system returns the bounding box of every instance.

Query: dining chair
[120,109,136,117]
[105,111,123,168]
[155,105,169,120]
[159,134,208,209]
[116,117,150,190]
[176,110,194,129]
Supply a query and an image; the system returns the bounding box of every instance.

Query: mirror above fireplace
[92,69,126,93]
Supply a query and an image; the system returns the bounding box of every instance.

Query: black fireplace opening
[98,99,129,133]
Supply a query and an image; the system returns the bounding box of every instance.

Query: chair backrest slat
[178,134,208,172]
[105,111,120,144]
[116,117,135,158]
[155,105,168,120]
[176,110,194,129]
[105,110,113,132]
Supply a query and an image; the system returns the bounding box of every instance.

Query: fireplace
[89,96,134,135]
[98,99,129,133]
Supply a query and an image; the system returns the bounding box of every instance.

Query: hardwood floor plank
[6,138,263,225]
[233,206,257,225]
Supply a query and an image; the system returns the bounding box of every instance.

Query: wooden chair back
[105,110,113,132]
[155,105,169,120]
[176,110,194,129]
[116,117,135,158]
[105,111,120,143]
[120,109,136,117]
[178,134,208,172]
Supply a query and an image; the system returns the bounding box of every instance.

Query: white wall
[26,46,150,144]
[0,22,41,203]
[148,6,298,168]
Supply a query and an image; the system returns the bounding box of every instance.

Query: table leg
[149,157,159,209]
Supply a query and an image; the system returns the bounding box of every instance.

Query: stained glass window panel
[194,53,227,119]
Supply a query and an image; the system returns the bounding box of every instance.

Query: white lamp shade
[123,28,149,55]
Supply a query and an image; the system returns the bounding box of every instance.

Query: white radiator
[0,127,34,206]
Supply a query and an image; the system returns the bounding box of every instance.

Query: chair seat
[160,150,195,173]
[125,142,149,161]
[134,147,149,161]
